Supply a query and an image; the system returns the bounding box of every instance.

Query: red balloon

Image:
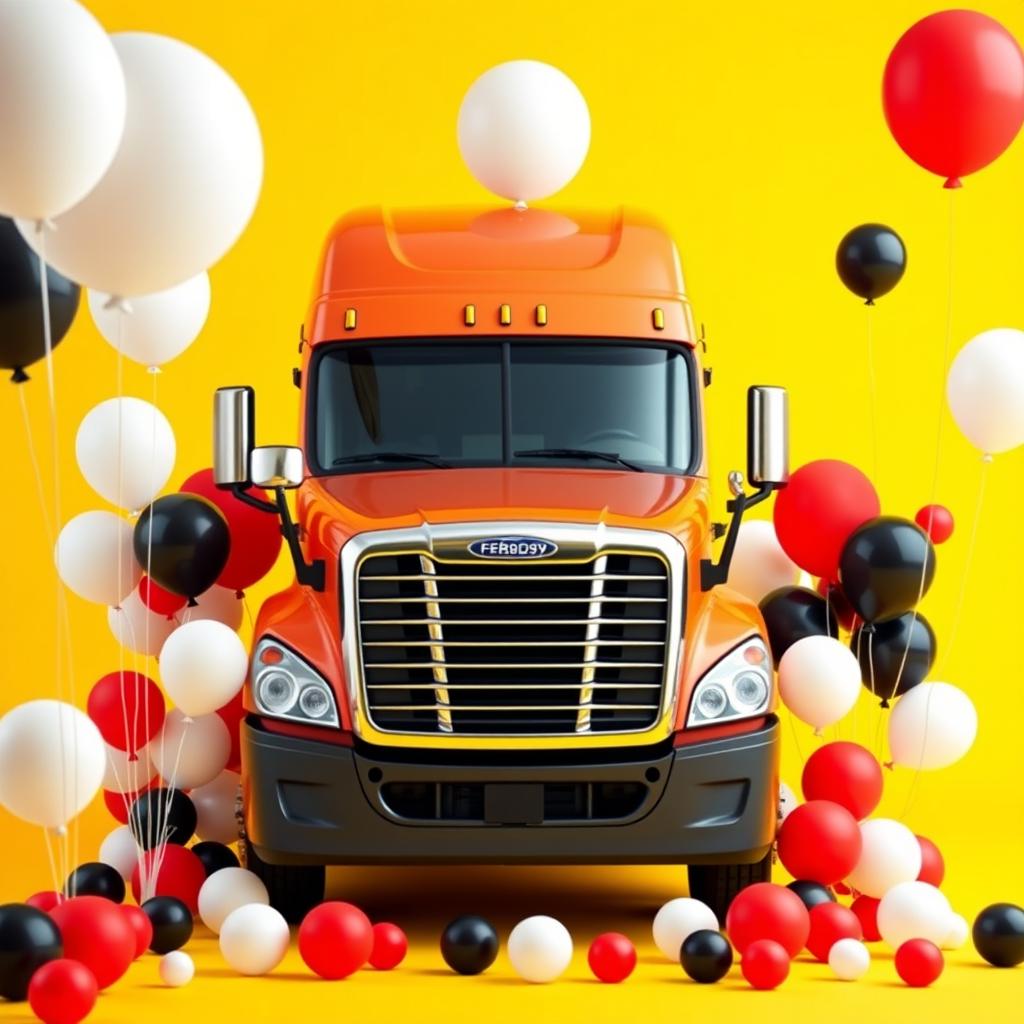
[121,904,153,959]
[180,469,282,592]
[87,671,165,753]
[801,742,883,820]
[49,895,135,990]
[216,691,245,774]
[851,896,881,942]
[726,883,810,958]
[130,845,205,914]
[587,932,637,983]
[26,891,62,912]
[895,938,944,987]
[28,959,97,1024]
[815,578,859,632]
[915,504,954,545]
[883,11,1024,188]
[776,800,863,886]
[740,939,790,990]
[103,780,155,825]
[368,921,408,970]
[773,460,879,581]
[806,903,863,962]
[138,575,188,617]
[915,835,945,887]
[833,882,852,897]
[299,902,374,979]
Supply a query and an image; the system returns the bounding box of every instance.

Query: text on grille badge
[467,536,559,559]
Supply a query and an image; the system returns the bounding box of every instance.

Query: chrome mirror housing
[747,385,789,488]
[250,445,304,490]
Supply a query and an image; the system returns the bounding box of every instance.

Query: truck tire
[687,852,773,923]
[241,837,325,924]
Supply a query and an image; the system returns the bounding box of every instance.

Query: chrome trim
[419,554,453,733]
[213,386,254,486]
[250,445,304,489]
[577,554,607,732]
[748,385,789,486]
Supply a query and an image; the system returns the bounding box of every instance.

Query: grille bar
[362,639,661,648]
[361,573,666,583]
[361,618,668,626]
[419,554,452,733]
[360,595,667,604]
[365,660,665,670]
[366,682,662,690]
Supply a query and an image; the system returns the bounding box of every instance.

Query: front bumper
[242,716,779,867]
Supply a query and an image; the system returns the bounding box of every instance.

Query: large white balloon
[56,511,140,606]
[652,898,719,960]
[778,635,861,731]
[108,587,177,657]
[192,770,241,845]
[89,274,210,369]
[0,0,125,220]
[845,819,922,898]
[151,709,230,790]
[727,520,799,604]
[877,881,952,949]
[507,915,574,983]
[198,867,269,934]
[457,61,590,204]
[187,585,244,632]
[219,904,289,975]
[76,397,176,512]
[888,682,977,771]
[946,328,1024,455]
[159,620,248,718]
[17,32,263,297]
[102,741,156,795]
[0,700,106,829]
[99,825,141,881]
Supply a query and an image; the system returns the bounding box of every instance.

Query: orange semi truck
[212,205,790,922]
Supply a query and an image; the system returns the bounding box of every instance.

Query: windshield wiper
[332,451,452,468]
[513,448,644,473]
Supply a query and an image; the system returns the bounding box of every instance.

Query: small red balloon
[587,932,637,983]
[87,671,165,753]
[851,896,881,942]
[139,575,188,616]
[801,742,883,821]
[741,939,790,990]
[776,800,863,886]
[49,895,135,990]
[216,691,245,774]
[131,845,205,914]
[833,882,852,897]
[726,883,810,958]
[103,781,155,824]
[895,938,944,987]
[299,902,374,979]
[369,922,408,970]
[806,902,863,962]
[915,835,945,887]
[26,891,62,912]
[915,505,954,545]
[121,904,153,959]
[28,959,98,1024]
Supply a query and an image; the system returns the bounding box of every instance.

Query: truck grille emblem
[467,536,559,559]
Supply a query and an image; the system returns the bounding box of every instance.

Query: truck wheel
[687,852,772,923]
[241,837,325,924]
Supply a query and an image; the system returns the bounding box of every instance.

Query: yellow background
[2,0,1023,1019]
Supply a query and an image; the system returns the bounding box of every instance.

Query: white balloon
[159,951,195,987]
[108,587,177,657]
[0,0,125,220]
[187,585,244,631]
[846,819,922,898]
[76,397,176,512]
[56,511,140,606]
[946,328,1024,455]
[159,620,248,717]
[507,915,573,983]
[828,938,870,980]
[778,635,861,731]
[778,781,799,823]
[192,770,241,845]
[943,913,969,950]
[0,700,106,829]
[457,61,590,204]
[653,897,719,960]
[888,682,977,771]
[199,866,269,934]
[219,903,289,975]
[727,520,799,604]
[89,273,210,368]
[877,881,952,949]
[17,32,263,297]
[151,709,230,790]
[99,825,141,881]
[102,741,156,795]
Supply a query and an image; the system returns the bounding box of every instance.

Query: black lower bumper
[243,716,779,867]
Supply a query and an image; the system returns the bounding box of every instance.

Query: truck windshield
[312,340,695,474]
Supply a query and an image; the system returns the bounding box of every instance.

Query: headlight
[252,638,339,728]
[687,638,772,727]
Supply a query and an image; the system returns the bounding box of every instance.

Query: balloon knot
[943,176,962,190]
[513,199,528,211]
[33,218,56,234]
[10,367,29,384]
[813,727,823,738]
[879,698,890,709]
[187,596,199,607]
[864,297,875,307]
[883,760,894,771]
[235,589,244,600]
[981,453,993,464]
[103,295,133,314]
[146,364,162,375]
[48,825,67,837]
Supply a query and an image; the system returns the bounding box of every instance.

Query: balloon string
[148,720,191,901]
[865,303,879,493]
[42,826,62,897]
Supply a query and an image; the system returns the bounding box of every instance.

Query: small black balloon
[836,223,907,305]
[129,788,197,849]
[787,880,836,911]
[839,516,936,624]
[680,929,733,984]
[192,841,240,877]
[440,915,499,975]
[0,903,63,1001]
[133,493,230,601]
[64,862,125,904]
[142,896,194,954]
[759,586,838,662]
[973,903,1024,967]
[852,612,936,706]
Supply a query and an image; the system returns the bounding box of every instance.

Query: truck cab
[213,205,789,922]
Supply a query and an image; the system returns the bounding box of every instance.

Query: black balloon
[142,897,194,954]
[192,841,240,877]
[680,929,733,984]
[0,217,80,383]
[851,612,936,706]
[0,903,62,1001]
[129,788,197,849]
[836,223,907,305]
[839,517,936,624]
[787,880,836,911]
[759,586,838,663]
[64,862,125,903]
[440,915,499,975]
[133,493,230,602]
[973,903,1024,967]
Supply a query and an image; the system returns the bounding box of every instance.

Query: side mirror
[213,386,255,487]
[251,446,304,490]
[747,385,789,488]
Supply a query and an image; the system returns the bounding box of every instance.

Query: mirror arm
[228,483,279,515]
[699,482,776,591]
[273,486,325,591]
